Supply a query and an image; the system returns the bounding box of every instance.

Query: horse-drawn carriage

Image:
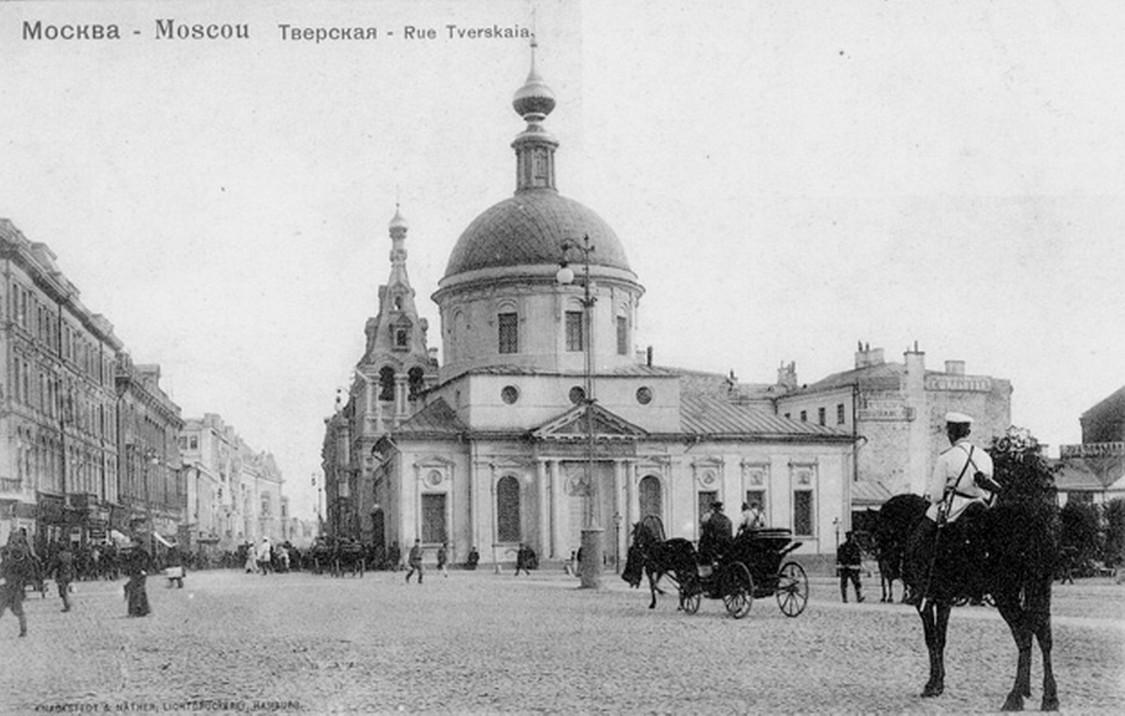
[624,517,809,619]
[334,540,366,578]
[679,527,809,618]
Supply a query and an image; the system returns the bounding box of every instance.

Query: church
[320,46,857,569]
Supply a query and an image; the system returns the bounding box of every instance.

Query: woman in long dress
[123,547,151,617]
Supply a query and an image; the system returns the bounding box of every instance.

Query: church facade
[322,49,857,567]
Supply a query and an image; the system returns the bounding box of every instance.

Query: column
[549,459,564,559]
[613,459,627,567]
[536,459,549,556]
[623,459,636,545]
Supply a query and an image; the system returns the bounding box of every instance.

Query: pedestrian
[387,541,402,571]
[465,546,479,570]
[0,544,30,637]
[122,546,152,617]
[514,543,531,577]
[837,531,864,603]
[47,543,77,612]
[256,537,272,576]
[243,544,257,574]
[904,412,1000,606]
[436,542,449,578]
[405,539,424,584]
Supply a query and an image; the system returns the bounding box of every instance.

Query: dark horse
[884,429,1059,711]
[622,516,697,609]
[872,498,920,604]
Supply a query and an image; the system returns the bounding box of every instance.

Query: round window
[568,386,586,405]
[636,386,653,405]
[501,385,519,404]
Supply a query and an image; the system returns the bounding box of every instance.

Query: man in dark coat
[0,543,31,636]
[698,502,733,565]
[404,539,424,584]
[48,544,77,612]
[837,531,865,603]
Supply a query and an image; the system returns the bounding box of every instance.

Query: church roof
[443,190,632,278]
[679,394,852,440]
[394,399,468,436]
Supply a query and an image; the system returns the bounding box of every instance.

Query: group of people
[243,536,294,575]
[0,529,160,636]
[695,499,767,567]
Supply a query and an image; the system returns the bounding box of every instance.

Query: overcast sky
[3,1,1122,520]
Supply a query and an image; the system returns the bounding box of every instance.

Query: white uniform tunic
[924,438,995,523]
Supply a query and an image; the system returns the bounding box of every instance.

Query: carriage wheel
[680,576,702,615]
[722,562,754,619]
[776,561,809,617]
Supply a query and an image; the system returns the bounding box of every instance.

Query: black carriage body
[679,527,809,618]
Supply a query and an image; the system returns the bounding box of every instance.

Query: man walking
[0,544,30,636]
[256,537,273,576]
[436,542,449,578]
[405,539,424,584]
[48,543,77,612]
[837,531,864,603]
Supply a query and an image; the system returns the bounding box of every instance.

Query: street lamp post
[311,474,323,531]
[558,234,603,589]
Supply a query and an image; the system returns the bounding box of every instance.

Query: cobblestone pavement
[0,567,1122,714]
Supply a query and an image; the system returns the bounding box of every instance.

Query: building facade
[115,356,184,549]
[2,219,126,549]
[181,413,286,551]
[1056,386,1125,505]
[322,49,858,566]
[770,342,1012,505]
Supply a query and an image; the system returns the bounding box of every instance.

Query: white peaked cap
[944,412,974,424]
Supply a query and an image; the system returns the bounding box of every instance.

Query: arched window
[408,366,425,398]
[496,475,521,543]
[378,366,396,401]
[639,475,662,519]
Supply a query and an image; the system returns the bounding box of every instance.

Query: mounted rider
[905,412,1002,605]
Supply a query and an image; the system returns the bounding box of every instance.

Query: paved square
[1,569,1122,713]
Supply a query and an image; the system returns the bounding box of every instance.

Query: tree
[1059,501,1100,575]
[1103,497,1125,567]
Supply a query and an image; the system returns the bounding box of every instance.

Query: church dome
[443,190,631,278]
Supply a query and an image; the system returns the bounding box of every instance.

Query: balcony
[0,478,21,493]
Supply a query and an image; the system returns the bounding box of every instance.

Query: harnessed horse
[621,516,697,610]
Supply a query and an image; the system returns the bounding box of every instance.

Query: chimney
[854,342,885,369]
[646,346,653,367]
[944,360,965,375]
[904,342,925,377]
[777,361,798,390]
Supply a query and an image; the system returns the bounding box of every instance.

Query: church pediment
[529,403,647,441]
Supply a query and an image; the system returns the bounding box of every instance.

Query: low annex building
[1056,385,1125,505]
[322,46,857,567]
